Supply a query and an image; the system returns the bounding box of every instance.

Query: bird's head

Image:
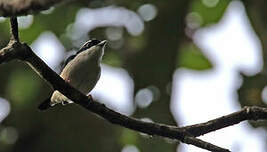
[79,39,107,61]
[63,39,107,68]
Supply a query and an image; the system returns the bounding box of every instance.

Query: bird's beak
[97,40,107,47]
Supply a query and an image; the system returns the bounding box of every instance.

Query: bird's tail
[38,98,52,111]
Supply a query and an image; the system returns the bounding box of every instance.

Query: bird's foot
[61,100,73,105]
[62,101,69,105]
[65,78,71,83]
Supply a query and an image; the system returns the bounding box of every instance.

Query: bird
[38,39,107,110]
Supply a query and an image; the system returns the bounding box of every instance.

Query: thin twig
[184,136,229,152]
[181,106,267,137]
[0,0,62,17]
[10,17,19,42]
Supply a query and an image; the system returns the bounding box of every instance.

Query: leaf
[178,43,213,70]
[190,0,231,26]
[120,129,138,145]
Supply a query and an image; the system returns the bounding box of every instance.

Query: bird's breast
[60,54,101,94]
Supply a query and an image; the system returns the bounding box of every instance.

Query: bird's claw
[62,101,69,105]
[65,78,71,83]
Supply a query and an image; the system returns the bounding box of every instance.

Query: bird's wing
[62,54,76,69]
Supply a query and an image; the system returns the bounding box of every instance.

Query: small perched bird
[38,39,107,110]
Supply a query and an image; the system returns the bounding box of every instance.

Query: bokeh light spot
[0,127,18,145]
[72,6,144,39]
[0,98,10,123]
[261,86,267,104]
[121,145,139,152]
[31,31,65,71]
[0,17,6,23]
[202,0,220,8]
[137,4,157,22]
[41,7,55,14]
[105,27,123,41]
[18,15,33,29]
[135,88,153,108]
[186,12,203,29]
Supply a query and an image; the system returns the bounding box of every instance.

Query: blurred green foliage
[6,69,41,108]
[103,51,122,67]
[191,0,231,26]
[178,42,212,70]
[20,4,81,44]
[120,129,138,145]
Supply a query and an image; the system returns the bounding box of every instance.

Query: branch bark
[10,17,19,41]
[0,0,65,16]
[181,106,267,137]
[1,17,267,152]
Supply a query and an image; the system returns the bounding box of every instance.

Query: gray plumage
[38,39,107,110]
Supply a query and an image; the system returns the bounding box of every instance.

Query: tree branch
[10,17,19,42]
[181,106,267,137]
[0,0,65,17]
[1,17,267,152]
